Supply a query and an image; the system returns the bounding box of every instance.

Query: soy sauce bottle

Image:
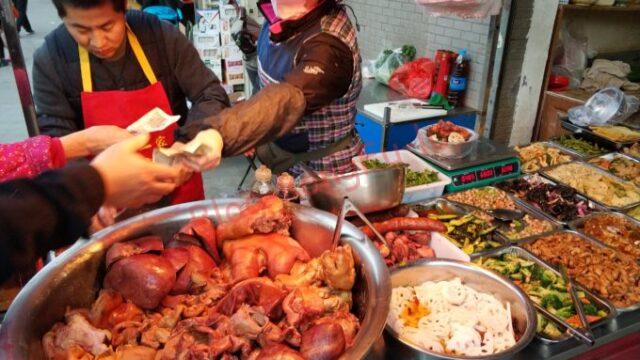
[275,172,300,203]
[251,165,275,198]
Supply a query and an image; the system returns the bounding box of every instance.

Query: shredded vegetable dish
[544,163,640,208]
[554,136,607,157]
[515,143,573,173]
[589,155,640,187]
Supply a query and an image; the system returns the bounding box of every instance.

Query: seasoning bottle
[275,172,300,203]
[251,165,275,198]
[447,49,469,107]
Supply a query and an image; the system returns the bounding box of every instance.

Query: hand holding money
[154,129,224,172]
[126,107,181,134]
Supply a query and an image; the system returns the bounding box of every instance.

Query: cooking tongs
[532,265,595,346]
[331,196,389,250]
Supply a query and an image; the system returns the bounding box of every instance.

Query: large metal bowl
[0,199,391,359]
[382,259,537,360]
[302,166,405,215]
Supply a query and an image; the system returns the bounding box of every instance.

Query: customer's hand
[91,134,181,209]
[61,126,134,159]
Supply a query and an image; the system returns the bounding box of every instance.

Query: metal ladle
[331,197,389,250]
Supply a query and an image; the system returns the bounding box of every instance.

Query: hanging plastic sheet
[414,0,501,18]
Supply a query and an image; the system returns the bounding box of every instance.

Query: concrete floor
[0,0,251,197]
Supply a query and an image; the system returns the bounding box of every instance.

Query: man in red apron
[33,0,231,205]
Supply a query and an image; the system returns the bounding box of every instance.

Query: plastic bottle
[275,172,300,203]
[250,165,275,198]
[447,49,469,107]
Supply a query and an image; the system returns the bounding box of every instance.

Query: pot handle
[331,197,389,250]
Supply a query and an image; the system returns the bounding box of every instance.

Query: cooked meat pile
[525,232,640,308]
[582,214,640,261]
[360,217,445,266]
[42,196,360,360]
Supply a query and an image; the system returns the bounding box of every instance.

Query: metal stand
[0,0,39,136]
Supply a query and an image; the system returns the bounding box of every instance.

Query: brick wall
[348,0,493,110]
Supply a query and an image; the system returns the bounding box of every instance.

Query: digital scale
[407,139,521,192]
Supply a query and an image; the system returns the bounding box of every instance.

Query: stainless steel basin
[0,199,391,359]
[302,166,405,215]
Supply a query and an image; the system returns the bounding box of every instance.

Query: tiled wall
[348,0,494,110]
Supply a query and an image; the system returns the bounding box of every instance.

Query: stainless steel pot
[0,199,391,359]
[302,166,405,215]
[382,259,537,360]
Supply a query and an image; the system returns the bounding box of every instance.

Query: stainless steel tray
[541,161,640,212]
[561,120,639,150]
[551,134,613,160]
[475,246,617,344]
[587,152,640,187]
[411,198,508,258]
[444,186,559,244]
[569,211,640,262]
[519,230,640,313]
[515,141,580,174]
[495,174,606,228]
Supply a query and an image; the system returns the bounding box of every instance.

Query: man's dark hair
[52,0,127,17]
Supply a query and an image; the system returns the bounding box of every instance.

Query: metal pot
[0,199,391,359]
[302,166,405,215]
[381,259,537,359]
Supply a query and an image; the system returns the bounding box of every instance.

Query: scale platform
[407,139,521,192]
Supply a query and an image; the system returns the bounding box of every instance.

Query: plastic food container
[412,125,479,159]
[353,150,451,203]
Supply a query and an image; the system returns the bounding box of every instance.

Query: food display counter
[2,117,640,359]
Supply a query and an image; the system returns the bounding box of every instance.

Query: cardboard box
[205,59,223,80]
[220,4,238,21]
[195,9,220,36]
[193,33,221,50]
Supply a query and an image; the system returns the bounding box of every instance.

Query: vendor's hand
[61,126,133,159]
[178,129,224,172]
[91,134,181,209]
[89,206,117,235]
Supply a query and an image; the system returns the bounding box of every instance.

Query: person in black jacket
[0,134,181,284]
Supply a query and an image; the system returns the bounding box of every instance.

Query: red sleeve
[49,137,67,169]
[0,136,66,181]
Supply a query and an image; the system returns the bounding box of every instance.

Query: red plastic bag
[388,58,436,99]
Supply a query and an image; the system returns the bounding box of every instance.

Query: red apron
[78,26,204,205]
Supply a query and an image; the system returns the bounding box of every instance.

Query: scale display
[451,161,520,187]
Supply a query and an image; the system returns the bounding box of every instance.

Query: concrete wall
[348,0,494,110]
[490,0,534,144]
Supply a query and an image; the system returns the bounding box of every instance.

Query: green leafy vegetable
[362,159,439,187]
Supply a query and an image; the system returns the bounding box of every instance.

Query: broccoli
[541,294,563,309]
[521,267,533,282]
[555,305,576,319]
[502,261,521,275]
[510,272,524,281]
[582,303,599,316]
[536,313,547,333]
[539,270,557,287]
[542,322,564,338]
